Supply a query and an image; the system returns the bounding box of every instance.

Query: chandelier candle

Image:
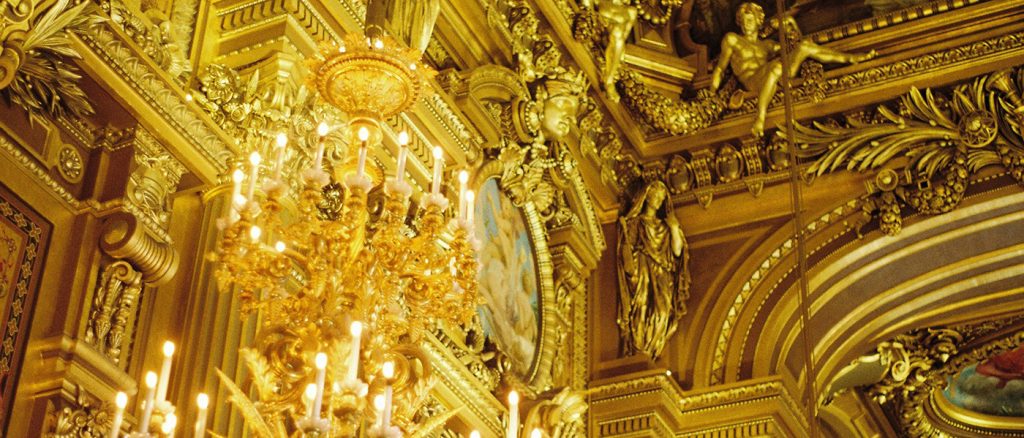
[373,394,386,428]
[357,127,370,178]
[230,169,244,209]
[247,152,261,204]
[381,361,395,429]
[396,132,409,183]
[138,371,158,433]
[272,133,287,181]
[156,341,175,402]
[507,390,519,438]
[304,383,317,418]
[431,146,444,194]
[466,190,475,227]
[458,170,469,220]
[311,352,328,420]
[108,392,127,438]
[314,122,328,171]
[195,393,209,437]
[347,321,363,381]
[161,412,177,435]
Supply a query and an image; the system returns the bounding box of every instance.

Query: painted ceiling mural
[946,346,1024,417]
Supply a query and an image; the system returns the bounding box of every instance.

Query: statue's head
[536,70,585,141]
[645,180,668,210]
[736,3,765,37]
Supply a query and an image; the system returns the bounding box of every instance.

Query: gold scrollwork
[856,318,1024,437]
[788,67,1024,236]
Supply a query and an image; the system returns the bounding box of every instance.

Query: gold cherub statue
[710,3,877,137]
[581,0,638,102]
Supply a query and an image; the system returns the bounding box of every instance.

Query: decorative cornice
[77,21,234,175]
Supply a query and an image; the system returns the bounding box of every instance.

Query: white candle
[458,170,469,220]
[230,169,244,208]
[194,393,209,437]
[273,133,287,180]
[396,132,409,184]
[507,390,519,438]
[466,190,476,226]
[431,147,444,195]
[247,152,261,204]
[357,127,369,179]
[382,361,395,428]
[313,122,328,172]
[312,352,327,419]
[304,383,317,419]
[373,394,386,427]
[347,321,362,381]
[109,392,127,438]
[156,341,175,403]
[138,372,158,433]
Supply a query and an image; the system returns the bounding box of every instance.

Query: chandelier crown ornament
[307,32,436,121]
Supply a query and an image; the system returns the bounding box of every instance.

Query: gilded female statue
[617,180,690,360]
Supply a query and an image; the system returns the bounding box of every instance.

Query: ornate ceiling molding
[76,21,235,179]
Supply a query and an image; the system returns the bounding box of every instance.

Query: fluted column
[172,182,259,437]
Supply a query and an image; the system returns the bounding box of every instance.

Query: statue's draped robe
[617,212,689,360]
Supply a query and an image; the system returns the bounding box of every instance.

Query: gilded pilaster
[171,183,259,437]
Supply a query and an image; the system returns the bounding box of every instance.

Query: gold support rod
[772,0,819,435]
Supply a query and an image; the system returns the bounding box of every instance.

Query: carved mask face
[541,95,578,141]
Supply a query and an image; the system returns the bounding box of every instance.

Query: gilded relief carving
[99,0,191,81]
[0,0,96,120]
[789,66,1024,236]
[128,129,186,229]
[823,318,1024,437]
[521,387,588,438]
[84,261,142,365]
[617,179,689,360]
[577,0,636,102]
[43,387,114,438]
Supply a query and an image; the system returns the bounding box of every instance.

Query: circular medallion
[958,110,998,148]
[57,146,83,183]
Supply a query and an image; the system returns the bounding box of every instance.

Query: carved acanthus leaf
[787,67,1024,236]
[0,0,99,120]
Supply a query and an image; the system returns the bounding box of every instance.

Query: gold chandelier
[208,28,481,437]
